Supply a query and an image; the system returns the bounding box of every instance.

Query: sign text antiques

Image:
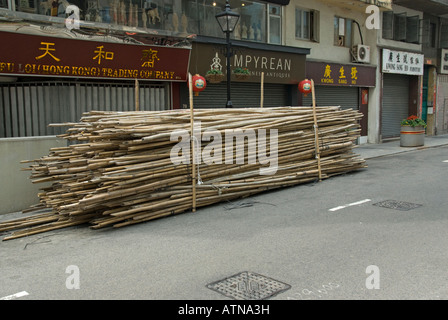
[190,42,306,84]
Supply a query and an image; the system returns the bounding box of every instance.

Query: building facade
[393,0,448,137]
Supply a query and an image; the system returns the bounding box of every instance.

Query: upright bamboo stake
[135,78,140,111]
[311,79,322,181]
[188,73,197,212]
[260,72,264,108]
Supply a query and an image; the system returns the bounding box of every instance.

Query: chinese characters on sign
[382,49,424,76]
[0,31,190,81]
[35,42,61,62]
[306,61,376,87]
[93,46,114,65]
[141,49,160,68]
[321,65,360,85]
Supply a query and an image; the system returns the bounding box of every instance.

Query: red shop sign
[0,30,191,81]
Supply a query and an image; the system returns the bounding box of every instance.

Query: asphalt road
[1,145,447,302]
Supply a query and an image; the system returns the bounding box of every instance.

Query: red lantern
[298,79,312,97]
[190,74,207,96]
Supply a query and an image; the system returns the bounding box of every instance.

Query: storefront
[304,61,376,141]
[381,49,424,139]
[182,37,309,108]
[0,27,191,137]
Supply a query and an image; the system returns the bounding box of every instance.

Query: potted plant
[400,115,426,147]
[205,69,224,83]
[233,67,250,80]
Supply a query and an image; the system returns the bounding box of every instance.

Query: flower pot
[205,73,224,84]
[234,73,250,81]
[400,125,425,147]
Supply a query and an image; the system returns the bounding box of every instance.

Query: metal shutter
[192,83,288,108]
[302,86,359,110]
[382,74,410,139]
[0,82,169,137]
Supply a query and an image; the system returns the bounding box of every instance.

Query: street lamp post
[215,0,240,108]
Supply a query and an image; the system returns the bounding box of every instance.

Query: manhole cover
[373,200,422,211]
[206,271,291,300]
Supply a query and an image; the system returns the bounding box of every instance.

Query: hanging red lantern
[298,79,312,97]
[190,74,207,96]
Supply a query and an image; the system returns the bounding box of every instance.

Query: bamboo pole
[260,72,264,108]
[311,79,322,182]
[135,78,140,111]
[189,73,197,213]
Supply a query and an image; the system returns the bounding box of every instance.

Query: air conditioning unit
[352,45,370,63]
[440,49,448,74]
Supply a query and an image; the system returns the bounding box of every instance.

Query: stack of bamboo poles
[0,107,366,241]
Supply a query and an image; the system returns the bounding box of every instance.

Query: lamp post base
[226,100,233,108]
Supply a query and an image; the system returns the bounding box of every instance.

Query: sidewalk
[355,134,448,160]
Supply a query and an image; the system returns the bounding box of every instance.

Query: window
[268,4,281,44]
[430,23,437,48]
[382,11,420,44]
[406,15,419,44]
[4,0,283,45]
[441,20,448,48]
[238,1,267,42]
[295,8,319,41]
[382,11,394,39]
[334,17,352,48]
[394,13,407,41]
[295,8,309,39]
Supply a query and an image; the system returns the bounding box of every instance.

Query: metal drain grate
[373,200,422,211]
[206,271,291,300]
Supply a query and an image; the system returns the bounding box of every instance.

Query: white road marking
[443,160,448,163]
[329,199,371,212]
[0,291,29,300]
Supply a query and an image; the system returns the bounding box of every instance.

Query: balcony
[393,0,448,16]
[316,0,392,12]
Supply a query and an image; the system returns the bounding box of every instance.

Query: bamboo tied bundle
[0,106,366,241]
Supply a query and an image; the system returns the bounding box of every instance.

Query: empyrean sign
[0,30,190,81]
[306,61,376,87]
[382,49,424,76]
[190,42,306,84]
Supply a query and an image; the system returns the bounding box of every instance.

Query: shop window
[1,0,8,8]
[238,1,266,42]
[295,7,319,42]
[14,0,39,14]
[334,16,352,48]
[268,4,281,44]
[4,0,281,45]
[197,0,226,38]
[198,0,267,42]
